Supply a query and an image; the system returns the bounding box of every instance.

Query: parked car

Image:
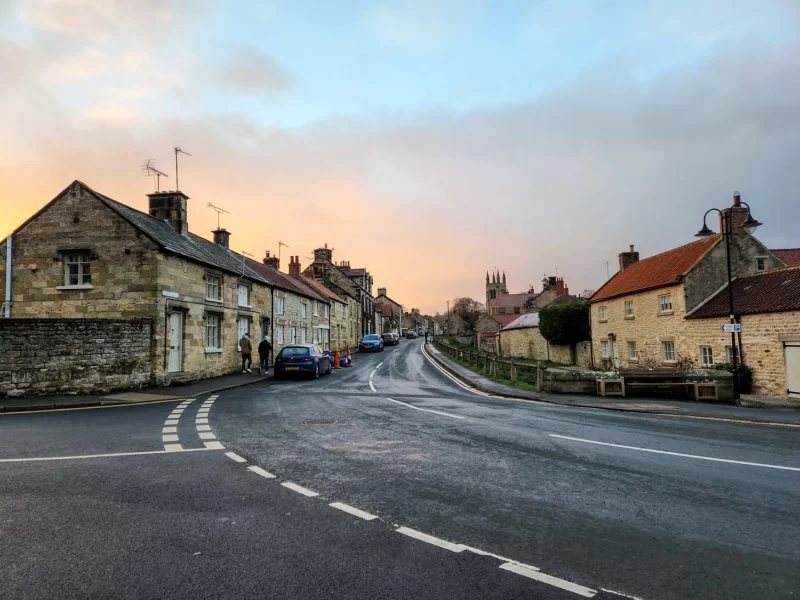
[381,333,399,346]
[274,344,332,379]
[359,334,384,352]
[406,331,417,339]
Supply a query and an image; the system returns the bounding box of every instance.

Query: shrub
[539,302,591,346]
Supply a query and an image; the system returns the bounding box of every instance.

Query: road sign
[722,324,742,333]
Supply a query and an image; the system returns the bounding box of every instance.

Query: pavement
[425,342,800,425]
[1,338,798,599]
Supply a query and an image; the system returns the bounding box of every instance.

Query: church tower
[485,269,508,315]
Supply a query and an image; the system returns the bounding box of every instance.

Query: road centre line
[329,502,378,520]
[396,527,464,552]
[281,482,319,497]
[0,447,220,463]
[225,452,247,463]
[600,588,649,600]
[386,397,465,420]
[248,465,276,478]
[499,563,596,598]
[549,434,800,472]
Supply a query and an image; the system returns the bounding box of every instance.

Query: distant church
[485,269,570,321]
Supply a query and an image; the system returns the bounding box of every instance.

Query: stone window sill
[598,320,608,324]
[205,298,223,304]
[658,310,674,316]
[624,315,635,320]
[57,284,93,291]
[205,347,223,354]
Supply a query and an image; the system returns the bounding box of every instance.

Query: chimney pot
[212,228,231,248]
[263,252,280,270]
[629,244,634,252]
[733,191,741,206]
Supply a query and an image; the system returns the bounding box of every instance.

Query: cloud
[218,46,293,92]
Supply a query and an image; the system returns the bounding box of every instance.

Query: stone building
[485,270,570,317]
[499,312,593,367]
[290,260,353,352]
[374,287,403,333]
[339,262,375,336]
[589,196,786,373]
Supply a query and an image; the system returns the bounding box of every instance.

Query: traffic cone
[345,345,352,367]
[334,349,342,369]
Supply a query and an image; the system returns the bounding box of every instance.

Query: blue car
[359,334,384,352]
[274,344,332,379]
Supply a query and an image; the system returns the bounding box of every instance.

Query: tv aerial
[141,159,168,192]
[207,202,229,229]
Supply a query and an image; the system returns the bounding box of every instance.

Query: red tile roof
[376,303,394,317]
[772,249,800,266]
[492,313,521,327]
[590,236,721,302]
[493,292,537,307]
[688,265,800,318]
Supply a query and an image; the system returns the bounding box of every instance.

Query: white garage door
[785,343,800,399]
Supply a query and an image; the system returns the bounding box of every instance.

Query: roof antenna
[207,202,229,229]
[604,261,610,279]
[278,240,288,261]
[174,147,191,191]
[141,159,168,192]
[239,250,253,278]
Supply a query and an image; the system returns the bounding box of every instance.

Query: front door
[611,339,620,369]
[168,312,183,372]
[785,343,800,398]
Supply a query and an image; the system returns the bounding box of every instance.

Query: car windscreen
[279,347,311,357]
[364,335,381,341]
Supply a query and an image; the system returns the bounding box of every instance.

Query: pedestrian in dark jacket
[258,335,272,375]
[240,333,252,373]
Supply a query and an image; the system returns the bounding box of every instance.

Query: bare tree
[451,297,484,333]
[581,288,596,299]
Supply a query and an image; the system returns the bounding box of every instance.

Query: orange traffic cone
[333,349,341,369]
[345,345,352,367]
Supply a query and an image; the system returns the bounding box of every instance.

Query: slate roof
[687,265,800,319]
[590,236,721,302]
[341,268,367,277]
[301,275,345,304]
[493,292,537,308]
[376,303,394,317]
[243,257,327,303]
[501,312,541,331]
[772,249,800,266]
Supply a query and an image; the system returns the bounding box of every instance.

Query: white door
[611,340,620,369]
[785,343,800,398]
[168,312,183,372]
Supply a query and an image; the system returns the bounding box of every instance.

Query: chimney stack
[720,191,750,234]
[288,255,301,278]
[618,244,640,271]
[555,277,567,296]
[313,244,333,262]
[148,191,189,234]
[263,250,280,270]
[212,228,230,248]
[377,287,387,297]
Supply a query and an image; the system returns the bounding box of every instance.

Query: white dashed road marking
[396,527,465,552]
[329,502,378,521]
[281,482,319,497]
[499,563,597,597]
[386,397,465,420]
[161,399,197,451]
[248,465,277,478]
[225,452,247,463]
[0,447,219,462]
[204,441,225,450]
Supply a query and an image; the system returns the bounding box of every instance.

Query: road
[1,339,798,599]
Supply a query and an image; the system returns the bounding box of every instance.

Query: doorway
[168,312,183,373]
[785,342,800,398]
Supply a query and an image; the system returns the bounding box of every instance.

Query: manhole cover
[301,418,337,425]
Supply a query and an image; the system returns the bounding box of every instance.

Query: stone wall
[500,327,593,367]
[0,319,153,397]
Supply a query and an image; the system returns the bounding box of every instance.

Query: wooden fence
[433,338,539,387]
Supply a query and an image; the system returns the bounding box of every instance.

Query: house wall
[0,186,160,320]
[273,290,316,355]
[0,318,153,397]
[329,300,349,350]
[500,327,592,367]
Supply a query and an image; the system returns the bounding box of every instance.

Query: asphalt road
[1,339,798,599]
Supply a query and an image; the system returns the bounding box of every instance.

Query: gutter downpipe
[4,235,11,318]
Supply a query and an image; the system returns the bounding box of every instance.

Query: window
[301,328,308,343]
[290,327,297,344]
[205,274,222,301]
[601,341,609,359]
[237,317,250,351]
[627,341,638,361]
[701,345,714,366]
[756,257,766,272]
[499,308,506,314]
[276,326,284,345]
[726,345,739,363]
[662,341,676,362]
[325,304,329,318]
[598,306,608,322]
[313,301,319,316]
[514,307,520,314]
[277,297,284,315]
[237,284,250,307]
[204,313,221,349]
[301,303,307,318]
[658,294,672,313]
[624,301,634,318]
[64,253,91,286]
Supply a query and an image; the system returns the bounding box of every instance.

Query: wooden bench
[618,369,717,401]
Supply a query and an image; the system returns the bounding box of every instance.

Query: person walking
[239,333,252,373]
[258,335,272,376]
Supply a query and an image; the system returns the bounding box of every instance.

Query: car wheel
[314,363,320,379]
[326,360,333,374]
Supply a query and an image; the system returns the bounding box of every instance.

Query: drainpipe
[4,235,11,318]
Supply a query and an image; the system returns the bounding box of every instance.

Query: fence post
[510,358,516,382]
[536,362,542,391]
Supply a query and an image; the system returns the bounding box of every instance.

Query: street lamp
[695,192,762,402]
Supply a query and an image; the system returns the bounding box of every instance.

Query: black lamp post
[695,192,762,402]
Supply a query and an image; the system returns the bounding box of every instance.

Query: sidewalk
[425,343,800,426]
[0,371,273,413]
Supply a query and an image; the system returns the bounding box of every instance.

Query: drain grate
[301,418,337,425]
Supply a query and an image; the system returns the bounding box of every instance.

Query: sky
[1,0,799,314]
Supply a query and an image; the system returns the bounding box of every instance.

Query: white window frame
[624,301,634,318]
[301,328,307,344]
[290,326,297,344]
[658,294,673,313]
[301,303,307,318]
[598,306,608,322]
[313,300,319,316]
[325,304,329,318]
[700,345,714,366]
[726,345,739,364]
[627,341,638,361]
[662,341,676,363]
[237,317,250,351]
[237,284,250,308]
[756,257,767,272]
[601,340,609,359]
[205,274,222,302]
[277,297,285,315]
[204,313,221,350]
[276,325,284,345]
[63,253,92,287]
